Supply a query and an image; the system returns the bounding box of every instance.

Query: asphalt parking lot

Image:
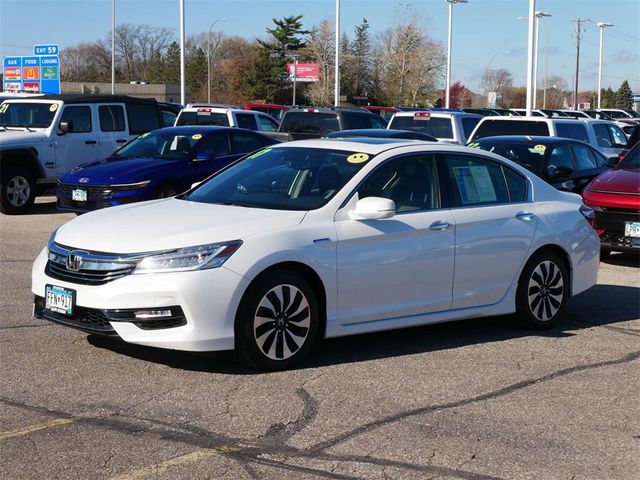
[1,196,639,480]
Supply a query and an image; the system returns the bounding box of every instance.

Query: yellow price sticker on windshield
[49,104,59,112]
[533,144,546,152]
[347,153,370,164]
[192,133,202,140]
[139,132,150,138]
[247,148,271,159]
[0,103,9,114]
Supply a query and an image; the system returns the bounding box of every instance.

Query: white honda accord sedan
[32,139,600,370]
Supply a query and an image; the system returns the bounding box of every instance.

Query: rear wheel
[235,270,319,371]
[1,166,36,214]
[516,251,568,329]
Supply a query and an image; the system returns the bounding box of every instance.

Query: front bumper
[31,247,249,352]
[593,207,640,252]
[56,183,145,213]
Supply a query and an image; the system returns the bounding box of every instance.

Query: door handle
[429,221,451,231]
[85,140,97,145]
[516,211,537,221]
[116,139,127,143]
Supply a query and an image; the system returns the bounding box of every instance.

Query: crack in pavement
[2,349,639,480]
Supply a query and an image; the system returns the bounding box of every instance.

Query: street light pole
[444,0,468,109]
[179,0,186,106]
[207,18,226,104]
[291,55,299,106]
[334,0,340,107]
[533,11,551,109]
[525,0,536,116]
[597,22,614,109]
[111,0,115,94]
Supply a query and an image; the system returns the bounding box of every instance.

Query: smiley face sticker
[192,133,202,140]
[49,104,59,112]
[533,144,546,152]
[347,153,370,164]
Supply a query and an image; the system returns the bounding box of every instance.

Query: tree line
[60,15,635,110]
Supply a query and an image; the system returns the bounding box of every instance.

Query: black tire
[235,270,320,371]
[156,183,179,199]
[515,250,568,330]
[0,166,36,214]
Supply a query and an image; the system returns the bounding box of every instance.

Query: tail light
[579,204,597,230]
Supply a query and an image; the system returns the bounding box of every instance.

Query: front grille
[46,242,141,286]
[58,184,114,197]
[34,295,117,335]
[57,198,113,211]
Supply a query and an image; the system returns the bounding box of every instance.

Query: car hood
[62,157,186,185]
[54,198,307,253]
[0,129,50,146]
[587,168,640,194]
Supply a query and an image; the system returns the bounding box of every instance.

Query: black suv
[270,107,387,141]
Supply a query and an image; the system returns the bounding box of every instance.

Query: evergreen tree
[603,87,615,108]
[247,15,309,102]
[339,32,352,97]
[187,47,208,100]
[146,50,165,83]
[615,80,633,109]
[350,19,372,97]
[163,41,181,84]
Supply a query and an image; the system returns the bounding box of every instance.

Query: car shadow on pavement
[86,284,640,374]
[601,252,639,268]
[28,197,60,215]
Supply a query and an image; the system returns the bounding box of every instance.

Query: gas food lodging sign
[3,44,60,94]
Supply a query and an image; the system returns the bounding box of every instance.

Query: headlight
[133,241,242,274]
[111,180,151,190]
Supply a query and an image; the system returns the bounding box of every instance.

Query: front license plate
[72,188,87,202]
[45,284,75,315]
[624,221,640,238]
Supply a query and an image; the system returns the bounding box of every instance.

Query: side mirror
[546,164,573,180]
[194,152,214,162]
[349,197,396,220]
[58,120,73,134]
[606,156,620,168]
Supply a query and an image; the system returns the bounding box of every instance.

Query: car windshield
[0,102,57,128]
[114,131,200,159]
[182,147,373,210]
[476,141,548,175]
[620,145,640,170]
[175,111,230,126]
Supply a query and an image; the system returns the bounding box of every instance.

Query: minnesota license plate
[45,284,75,315]
[72,188,87,202]
[624,221,640,238]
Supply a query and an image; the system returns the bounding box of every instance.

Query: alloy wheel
[6,175,31,207]
[527,260,564,322]
[253,284,311,361]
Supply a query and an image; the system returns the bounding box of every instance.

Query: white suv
[174,104,280,132]
[387,110,482,144]
[467,116,629,156]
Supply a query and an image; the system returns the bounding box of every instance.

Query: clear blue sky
[1,0,638,94]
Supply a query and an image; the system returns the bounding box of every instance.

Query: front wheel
[1,167,36,214]
[235,270,320,371]
[516,251,568,329]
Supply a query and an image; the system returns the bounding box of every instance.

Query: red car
[582,141,640,257]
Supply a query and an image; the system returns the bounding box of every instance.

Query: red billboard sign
[287,63,320,82]
[23,82,41,93]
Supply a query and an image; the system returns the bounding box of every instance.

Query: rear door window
[198,133,231,156]
[547,144,574,171]
[555,123,589,143]
[443,154,510,206]
[230,132,268,154]
[99,105,125,132]
[607,124,629,148]
[571,144,598,170]
[257,114,279,132]
[593,123,613,147]
[470,120,550,140]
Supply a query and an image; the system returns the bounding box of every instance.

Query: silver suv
[387,110,482,144]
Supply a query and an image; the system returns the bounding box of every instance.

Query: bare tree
[302,20,335,106]
[544,75,569,108]
[480,68,513,94]
[135,25,174,78]
[377,15,444,106]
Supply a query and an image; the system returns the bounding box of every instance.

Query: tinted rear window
[471,120,550,140]
[555,123,589,142]
[461,117,481,138]
[127,104,160,134]
[176,111,230,126]
[280,112,340,134]
[389,116,454,139]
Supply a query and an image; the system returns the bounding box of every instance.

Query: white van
[467,116,629,156]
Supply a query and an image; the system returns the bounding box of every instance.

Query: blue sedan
[56,126,279,213]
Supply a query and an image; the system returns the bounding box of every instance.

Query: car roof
[392,110,482,118]
[34,94,157,105]
[475,135,577,144]
[181,105,247,113]
[273,138,473,155]
[152,125,254,135]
